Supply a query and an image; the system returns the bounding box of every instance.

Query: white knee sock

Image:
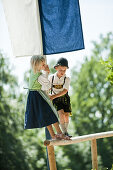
[65,122,69,132]
[60,123,66,134]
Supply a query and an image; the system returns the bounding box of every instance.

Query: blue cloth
[24,91,58,129]
[38,0,84,55]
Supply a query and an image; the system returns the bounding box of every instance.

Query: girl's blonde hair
[30,55,46,73]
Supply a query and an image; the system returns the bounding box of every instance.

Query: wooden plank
[91,139,98,170]
[44,131,113,146]
[47,145,57,170]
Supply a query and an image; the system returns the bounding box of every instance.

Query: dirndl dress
[24,90,58,129]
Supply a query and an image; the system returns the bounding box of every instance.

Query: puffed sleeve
[38,73,51,90]
[63,77,70,91]
[48,74,53,83]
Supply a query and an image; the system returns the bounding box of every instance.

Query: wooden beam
[47,145,57,170]
[91,139,98,170]
[44,131,113,146]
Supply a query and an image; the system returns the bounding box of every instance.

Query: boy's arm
[50,89,68,100]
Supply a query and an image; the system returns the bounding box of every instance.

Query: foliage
[1,32,113,170]
[97,32,113,84]
[48,59,56,74]
[0,54,28,170]
[70,32,113,169]
[0,53,47,170]
[101,57,113,84]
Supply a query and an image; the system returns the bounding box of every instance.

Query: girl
[24,55,70,140]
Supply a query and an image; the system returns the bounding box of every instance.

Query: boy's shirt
[49,72,70,95]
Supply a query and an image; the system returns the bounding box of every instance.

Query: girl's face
[55,66,67,78]
[40,60,46,70]
[36,60,46,71]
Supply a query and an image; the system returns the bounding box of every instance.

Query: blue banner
[38,0,84,55]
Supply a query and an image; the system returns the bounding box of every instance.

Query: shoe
[64,132,72,138]
[56,134,71,140]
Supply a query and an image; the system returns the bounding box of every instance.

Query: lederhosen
[51,76,72,115]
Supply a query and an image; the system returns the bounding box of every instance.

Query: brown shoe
[64,132,72,138]
[57,134,71,140]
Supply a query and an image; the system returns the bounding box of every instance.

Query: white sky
[0,0,113,88]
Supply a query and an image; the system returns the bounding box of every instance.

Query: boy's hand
[49,89,68,100]
[49,95,55,100]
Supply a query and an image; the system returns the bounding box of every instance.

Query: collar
[54,72,66,80]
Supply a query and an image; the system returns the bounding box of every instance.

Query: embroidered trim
[53,84,63,89]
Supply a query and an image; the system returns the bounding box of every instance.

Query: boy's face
[55,66,67,78]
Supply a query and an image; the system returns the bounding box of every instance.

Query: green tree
[70,33,113,169]
[0,53,29,170]
[49,59,56,74]
[99,32,113,84]
[0,53,47,170]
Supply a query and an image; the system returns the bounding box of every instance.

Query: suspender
[51,76,66,94]
[63,77,66,85]
[51,76,54,94]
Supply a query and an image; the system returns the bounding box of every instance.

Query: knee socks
[60,122,69,134]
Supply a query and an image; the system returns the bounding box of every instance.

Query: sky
[0,0,113,89]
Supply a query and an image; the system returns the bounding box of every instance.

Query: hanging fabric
[38,0,84,55]
[2,0,84,57]
[2,0,43,57]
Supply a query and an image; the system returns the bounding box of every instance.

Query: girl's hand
[44,65,50,74]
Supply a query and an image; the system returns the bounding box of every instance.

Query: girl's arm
[38,64,51,91]
[38,73,51,91]
[50,89,68,100]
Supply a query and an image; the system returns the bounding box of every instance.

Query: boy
[49,58,72,137]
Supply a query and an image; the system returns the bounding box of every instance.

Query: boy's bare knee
[58,109,64,115]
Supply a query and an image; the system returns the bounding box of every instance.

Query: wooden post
[47,145,57,170]
[91,139,98,170]
[44,131,113,170]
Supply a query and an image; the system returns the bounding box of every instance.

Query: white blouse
[38,71,51,91]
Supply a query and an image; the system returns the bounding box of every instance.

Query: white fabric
[2,0,43,57]
[65,122,69,131]
[38,72,51,91]
[60,123,67,133]
[49,72,70,94]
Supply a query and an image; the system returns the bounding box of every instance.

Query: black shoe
[64,132,72,138]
